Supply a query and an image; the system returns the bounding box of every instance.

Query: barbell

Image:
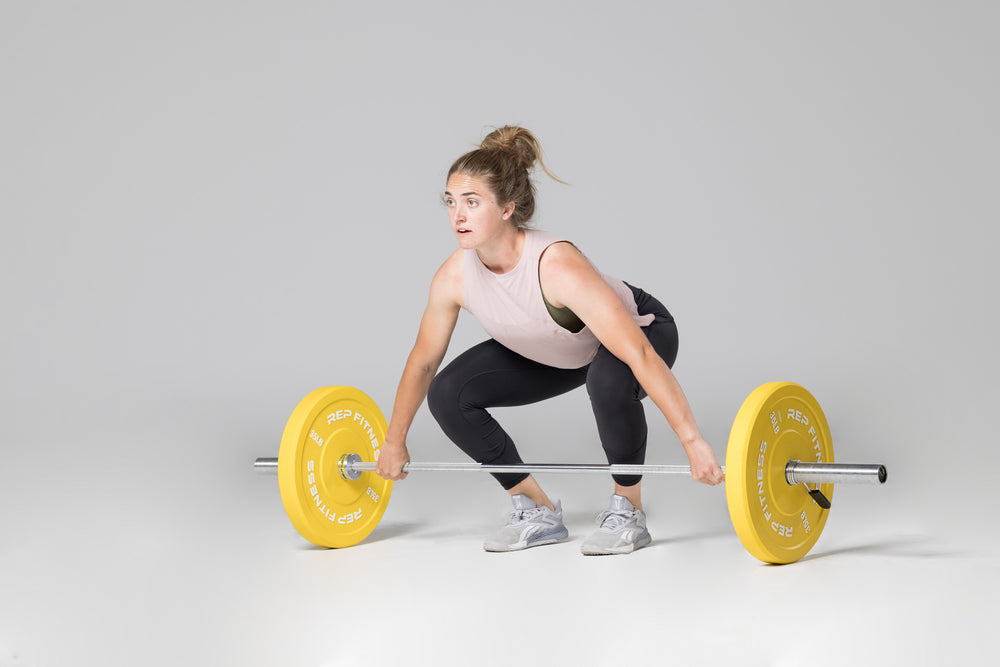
[254,382,887,564]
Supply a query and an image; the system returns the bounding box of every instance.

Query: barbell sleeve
[785,461,887,485]
[255,457,278,471]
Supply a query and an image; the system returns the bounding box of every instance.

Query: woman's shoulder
[527,228,569,245]
[534,228,583,260]
[427,248,465,305]
[435,247,464,280]
[539,237,587,268]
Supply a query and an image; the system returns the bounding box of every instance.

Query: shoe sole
[581,532,652,556]
[484,529,569,552]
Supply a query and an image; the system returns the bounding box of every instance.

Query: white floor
[2,448,995,667]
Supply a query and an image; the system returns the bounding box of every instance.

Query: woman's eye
[443,197,454,207]
[468,199,478,208]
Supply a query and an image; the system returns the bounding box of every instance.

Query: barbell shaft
[354,461,702,475]
[253,456,887,485]
[251,458,692,476]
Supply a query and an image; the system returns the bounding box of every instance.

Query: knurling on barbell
[258,382,887,564]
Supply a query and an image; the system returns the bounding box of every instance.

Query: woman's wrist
[677,428,703,450]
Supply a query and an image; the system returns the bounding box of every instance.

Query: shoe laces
[596,509,633,531]
[508,507,543,524]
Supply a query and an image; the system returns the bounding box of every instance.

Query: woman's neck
[476,228,526,274]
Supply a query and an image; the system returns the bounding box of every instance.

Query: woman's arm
[539,242,725,485]
[376,251,463,480]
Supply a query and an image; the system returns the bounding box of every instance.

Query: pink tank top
[462,230,655,369]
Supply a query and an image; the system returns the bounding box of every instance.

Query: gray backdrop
[3,1,997,665]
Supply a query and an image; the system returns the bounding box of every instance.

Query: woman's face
[444,173,515,248]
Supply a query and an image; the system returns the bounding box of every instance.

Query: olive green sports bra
[543,294,585,333]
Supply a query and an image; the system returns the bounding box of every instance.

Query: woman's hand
[376,437,411,481]
[683,436,725,485]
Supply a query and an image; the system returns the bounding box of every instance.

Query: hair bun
[480,126,540,172]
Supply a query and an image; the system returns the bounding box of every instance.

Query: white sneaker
[483,494,569,552]
[580,495,652,555]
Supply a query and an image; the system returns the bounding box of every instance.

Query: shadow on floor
[794,534,966,563]
[292,521,424,550]
[362,521,425,544]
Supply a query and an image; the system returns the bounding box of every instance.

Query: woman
[376,126,724,555]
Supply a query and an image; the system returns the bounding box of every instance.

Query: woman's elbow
[623,340,660,373]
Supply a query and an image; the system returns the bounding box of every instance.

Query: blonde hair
[447,126,563,230]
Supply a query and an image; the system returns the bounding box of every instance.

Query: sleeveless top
[462,230,655,369]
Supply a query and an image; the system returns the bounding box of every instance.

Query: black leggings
[427,284,678,489]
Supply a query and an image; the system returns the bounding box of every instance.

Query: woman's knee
[647,321,679,369]
[426,370,461,424]
[586,361,642,407]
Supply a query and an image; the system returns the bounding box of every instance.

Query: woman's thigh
[430,339,587,411]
